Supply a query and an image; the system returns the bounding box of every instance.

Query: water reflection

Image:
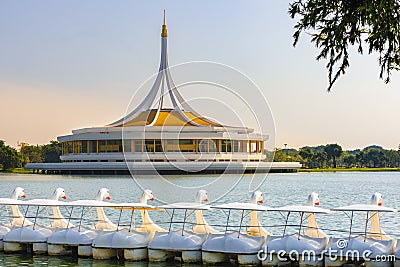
[0,252,206,266]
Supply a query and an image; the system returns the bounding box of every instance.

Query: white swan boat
[393,239,400,267]
[0,198,24,252]
[47,188,117,257]
[202,193,272,265]
[0,223,10,251]
[262,193,331,267]
[2,187,55,254]
[148,202,212,263]
[326,195,397,267]
[91,190,164,261]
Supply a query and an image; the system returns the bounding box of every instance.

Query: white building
[26,12,301,174]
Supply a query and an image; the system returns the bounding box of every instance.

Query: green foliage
[273,148,303,162]
[42,141,62,163]
[289,0,400,91]
[275,143,400,169]
[0,140,23,170]
[19,141,62,164]
[20,143,43,164]
[324,144,343,168]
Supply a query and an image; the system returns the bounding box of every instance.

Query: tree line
[270,144,400,169]
[0,140,61,170]
[1,140,400,170]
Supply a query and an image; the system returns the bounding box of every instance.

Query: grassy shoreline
[2,167,400,174]
[0,168,33,174]
[299,167,400,172]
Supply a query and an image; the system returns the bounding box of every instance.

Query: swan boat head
[52,188,67,200]
[96,188,111,201]
[250,191,263,205]
[141,189,155,204]
[307,192,320,206]
[11,187,26,200]
[370,192,383,206]
[195,190,209,204]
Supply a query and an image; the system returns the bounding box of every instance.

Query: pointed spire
[161,9,168,38]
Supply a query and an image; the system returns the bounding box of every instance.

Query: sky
[0,1,399,151]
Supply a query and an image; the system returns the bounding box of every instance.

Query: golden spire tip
[161,10,168,37]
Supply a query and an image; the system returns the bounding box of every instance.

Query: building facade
[26,12,301,174]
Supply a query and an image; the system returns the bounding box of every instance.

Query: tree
[384,149,400,167]
[342,153,356,168]
[289,0,400,91]
[273,148,287,162]
[20,143,43,164]
[0,140,22,170]
[42,141,62,163]
[313,150,328,168]
[299,146,314,168]
[365,148,385,167]
[324,144,343,168]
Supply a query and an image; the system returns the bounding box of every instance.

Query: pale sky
[1,1,399,150]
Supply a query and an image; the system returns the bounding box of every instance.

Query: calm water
[1,171,400,266]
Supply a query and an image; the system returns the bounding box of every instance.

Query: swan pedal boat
[91,202,158,261]
[148,202,211,263]
[262,205,332,267]
[47,200,126,257]
[325,204,397,267]
[0,223,10,251]
[202,202,272,265]
[0,198,69,254]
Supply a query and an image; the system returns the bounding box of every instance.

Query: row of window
[62,159,262,162]
[61,139,264,155]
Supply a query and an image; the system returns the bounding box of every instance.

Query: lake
[0,171,399,266]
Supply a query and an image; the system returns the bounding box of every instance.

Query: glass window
[165,140,179,152]
[221,140,231,152]
[199,139,208,153]
[134,140,142,153]
[89,141,97,153]
[155,140,163,152]
[82,140,88,153]
[179,139,195,152]
[98,140,107,153]
[145,140,154,153]
[123,139,131,153]
[233,140,239,153]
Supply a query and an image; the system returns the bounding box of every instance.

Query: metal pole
[129,209,134,232]
[225,209,231,235]
[67,206,74,228]
[283,212,291,237]
[182,209,188,236]
[349,211,354,240]
[238,210,245,238]
[117,209,123,232]
[168,209,175,233]
[364,211,369,242]
[298,212,304,240]
[78,207,85,232]
[22,205,30,227]
[33,206,40,230]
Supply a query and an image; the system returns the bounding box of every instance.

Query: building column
[249,140,252,155]
[256,141,259,155]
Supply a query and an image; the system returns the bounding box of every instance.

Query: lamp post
[284,144,288,161]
